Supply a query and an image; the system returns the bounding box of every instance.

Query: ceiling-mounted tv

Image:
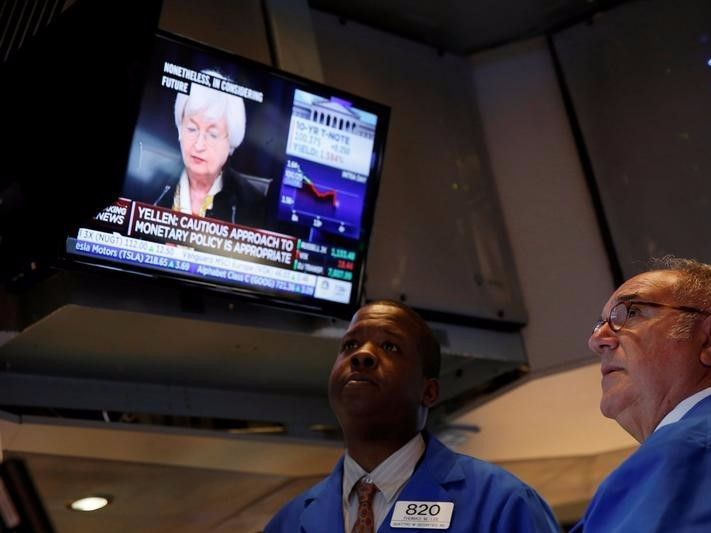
[64,30,390,318]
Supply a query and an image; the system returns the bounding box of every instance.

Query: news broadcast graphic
[65,31,389,316]
[279,89,378,239]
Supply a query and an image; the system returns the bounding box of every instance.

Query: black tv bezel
[62,29,390,320]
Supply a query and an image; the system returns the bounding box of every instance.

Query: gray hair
[648,255,711,339]
[174,70,246,155]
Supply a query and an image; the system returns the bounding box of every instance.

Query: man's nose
[588,322,619,355]
[350,345,378,370]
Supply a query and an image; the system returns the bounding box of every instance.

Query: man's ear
[422,378,439,407]
[699,314,711,367]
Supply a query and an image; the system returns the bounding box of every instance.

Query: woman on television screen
[153,70,268,228]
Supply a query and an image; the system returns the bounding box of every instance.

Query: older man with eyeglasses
[571,256,711,532]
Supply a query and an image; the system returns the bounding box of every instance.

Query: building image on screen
[278,89,377,240]
[64,31,389,317]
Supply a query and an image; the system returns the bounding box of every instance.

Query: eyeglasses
[181,124,227,146]
[593,300,709,333]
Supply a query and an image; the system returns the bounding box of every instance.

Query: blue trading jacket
[265,432,559,532]
[571,394,711,533]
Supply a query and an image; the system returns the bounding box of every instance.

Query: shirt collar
[655,385,711,432]
[175,170,223,215]
[342,432,425,505]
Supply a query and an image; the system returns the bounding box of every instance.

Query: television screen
[64,31,389,317]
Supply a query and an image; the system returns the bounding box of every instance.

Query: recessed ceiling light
[68,496,111,512]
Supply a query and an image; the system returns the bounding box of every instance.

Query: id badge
[390,501,454,529]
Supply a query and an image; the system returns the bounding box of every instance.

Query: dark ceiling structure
[310,0,634,54]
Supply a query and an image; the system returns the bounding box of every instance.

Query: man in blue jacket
[266,299,559,532]
[572,256,711,532]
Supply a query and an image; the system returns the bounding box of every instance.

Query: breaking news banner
[96,200,296,268]
[131,202,295,266]
[92,198,132,233]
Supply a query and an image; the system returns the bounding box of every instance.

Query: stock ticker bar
[68,200,353,304]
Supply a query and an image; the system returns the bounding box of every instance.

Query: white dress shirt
[173,170,223,216]
[342,433,425,531]
[654,385,711,432]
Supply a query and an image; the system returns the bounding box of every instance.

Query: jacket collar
[299,455,346,531]
[395,431,466,502]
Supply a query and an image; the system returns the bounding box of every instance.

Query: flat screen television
[63,30,390,318]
